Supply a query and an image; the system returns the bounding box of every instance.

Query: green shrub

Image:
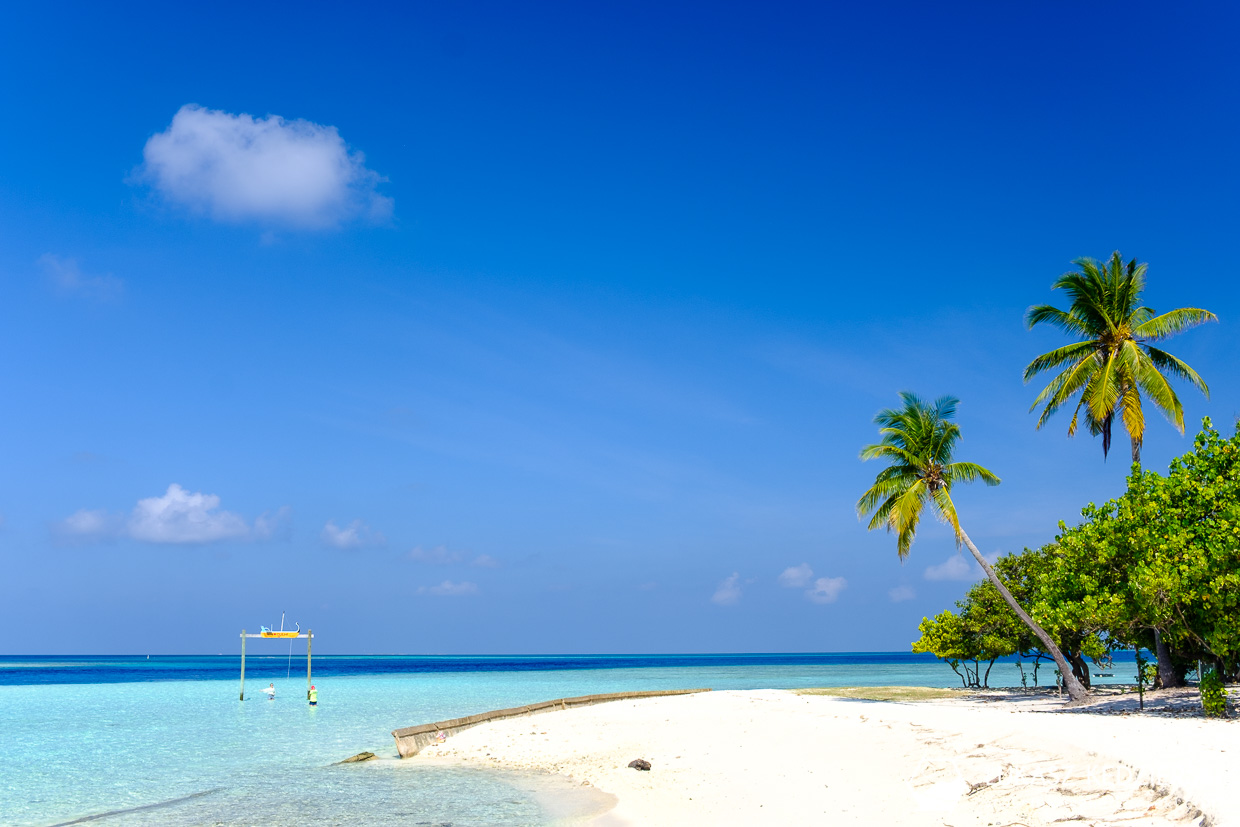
[1200,668,1227,718]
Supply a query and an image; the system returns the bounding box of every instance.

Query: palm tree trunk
[1130,433,1141,466]
[957,527,1089,703]
[1154,629,1183,688]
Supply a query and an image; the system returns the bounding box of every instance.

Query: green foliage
[912,580,1020,688]
[917,418,1240,691]
[1042,418,1240,673]
[1024,251,1215,462]
[857,392,999,559]
[1200,668,1227,718]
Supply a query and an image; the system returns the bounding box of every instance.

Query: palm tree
[857,392,1089,702]
[1024,252,1216,464]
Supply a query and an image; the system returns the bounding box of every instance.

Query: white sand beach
[418,688,1236,826]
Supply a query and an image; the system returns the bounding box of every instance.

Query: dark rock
[337,751,377,764]
[628,759,651,771]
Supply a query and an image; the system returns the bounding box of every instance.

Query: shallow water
[0,653,1134,825]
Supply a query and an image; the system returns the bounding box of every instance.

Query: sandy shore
[416,688,1236,826]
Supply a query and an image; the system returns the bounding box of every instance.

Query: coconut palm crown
[1024,252,1216,463]
[856,392,999,559]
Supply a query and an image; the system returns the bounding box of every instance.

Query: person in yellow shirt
[308,685,317,706]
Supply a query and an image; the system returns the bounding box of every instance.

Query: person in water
[264,683,276,700]
[308,685,317,706]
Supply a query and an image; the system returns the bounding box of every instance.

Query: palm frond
[1145,345,1210,396]
[857,475,914,519]
[1134,307,1218,341]
[1023,341,1095,381]
[1132,353,1185,432]
[859,443,920,465]
[1118,382,1145,452]
[1031,353,1102,427]
[929,486,961,540]
[1082,350,1122,423]
[944,461,1001,486]
[1025,305,1091,336]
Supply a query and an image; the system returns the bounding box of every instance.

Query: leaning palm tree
[857,392,1089,702]
[1024,252,1216,464]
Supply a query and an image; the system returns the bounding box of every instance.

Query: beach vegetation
[918,418,1240,692]
[1199,668,1228,717]
[858,392,1090,701]
[1023,252,1215,464]
[911,591,1016,688]
[1040,418,1240,684]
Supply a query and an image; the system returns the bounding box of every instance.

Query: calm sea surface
[0,653,1135,825]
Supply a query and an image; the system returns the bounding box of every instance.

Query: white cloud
[778,563,814,588]
[38,254,122,300]
[418,580,479,597]
[712,572,742,606]
[924,554,979,582]
[128,484,250,543]
[321,519,385,549]
[888,585,916,603]
[138,104,392,228]
[806,576,847,604]
[57,484,285,545]
[471,554,500,568]
[56,509,118,540]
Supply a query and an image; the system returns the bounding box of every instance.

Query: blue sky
[1,2,1237,654]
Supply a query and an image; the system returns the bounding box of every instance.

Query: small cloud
[137,104,392,228]
[38,254,122,300]
[321,519,385,549]
[806,576,847,604]
[638,581,658,591]
[418,580,479,597]
[56,484,285,545]
[55,509,119,541]
[888,585,916,603]
[408,545,464,564]
[128,484,249,543]
[778,563,814,588]
[712,572,742,606]
[924,554,979,582]
[253,507,293,541]
[470,554,500,568]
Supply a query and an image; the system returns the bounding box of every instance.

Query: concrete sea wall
[392,688,711,758]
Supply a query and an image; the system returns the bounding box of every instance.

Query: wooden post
[239,630,246,701]
[306,630,312,700]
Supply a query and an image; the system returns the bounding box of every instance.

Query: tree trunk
[1068,651,1091,689]
[1154,629,1183,688]
[958,527,1089,703]
[1131,432,1142,466]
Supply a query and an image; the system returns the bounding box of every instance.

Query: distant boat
[260,612,300,638]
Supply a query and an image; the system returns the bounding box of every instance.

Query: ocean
[0,653,1136,825]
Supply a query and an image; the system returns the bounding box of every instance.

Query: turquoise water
[0,654,1133,825]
